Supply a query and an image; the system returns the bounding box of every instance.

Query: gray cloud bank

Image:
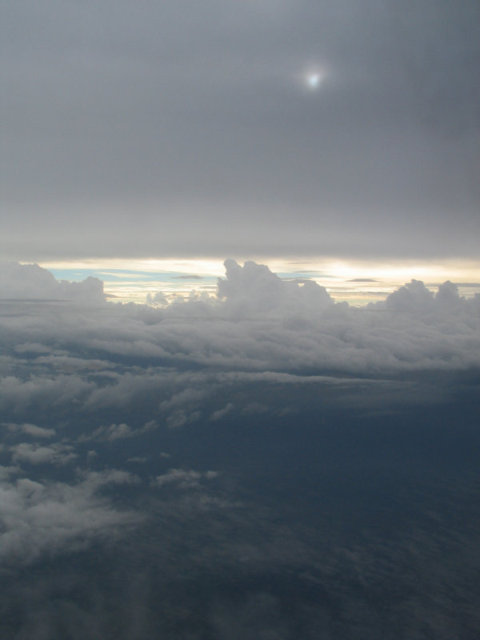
[1,260,479,377]
[2,0,479,259]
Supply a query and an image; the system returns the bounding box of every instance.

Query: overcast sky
[2,0,479,261]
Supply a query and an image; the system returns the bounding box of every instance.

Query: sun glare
[302,67,327,91]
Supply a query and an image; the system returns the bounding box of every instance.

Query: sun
[307,73,321,89]
[302,67,327,91]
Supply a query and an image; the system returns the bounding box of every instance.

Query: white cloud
[0,261,106,303]
[4,422,56,438]
[127,456,148,464]
[146,291,168,306]
[14,342,52,355]
[10,442,76,466]
[217,259,333,317]
[153,468,218,490]
[0,469,142,563]
[0,374,94,415]
[0,260,479,394]
[87,422,134,441]
[383,279,471,315]
[210,403,234,421]
[0,465,20,480]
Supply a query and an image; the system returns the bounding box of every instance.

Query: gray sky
[2,0,479,260]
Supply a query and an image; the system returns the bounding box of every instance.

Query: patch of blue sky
[49,268,213,283]
[49,268,103,282]
[276,271,338,280]
[46,263,480,306]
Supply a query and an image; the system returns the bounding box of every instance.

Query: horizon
[33,256,480,305]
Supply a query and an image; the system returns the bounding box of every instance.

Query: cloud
[80,420,159,442]
[0,261,479,426]
[0,262,105,303]
[2,1,479,260]
[210,403,235,421]
[4,423,56,439]
[217,259,333,317]
[0,261,478,637]
[146,291,168,306]
[153,468,218,490]
[13,342,52,355]
[0,469,141,563]
[384,279,471,315]
[10,442,76,466]
[0,374,95,416]
[87,422,135,442]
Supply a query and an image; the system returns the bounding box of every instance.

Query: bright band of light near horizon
[37,257,480,305]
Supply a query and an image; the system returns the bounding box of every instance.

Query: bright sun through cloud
[303,68,327,90]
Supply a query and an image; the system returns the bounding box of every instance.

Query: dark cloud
[1,261,480,637]
[1,0,479,259]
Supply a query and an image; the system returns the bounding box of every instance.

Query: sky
[1,3,480,637]
[2,0,479,262]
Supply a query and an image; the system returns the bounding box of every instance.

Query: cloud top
[218,259,333,316]
[0,260,478,376]
[0,262,105,303]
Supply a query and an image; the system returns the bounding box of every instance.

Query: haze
[2,0,479,261]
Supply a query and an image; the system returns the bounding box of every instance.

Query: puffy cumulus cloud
[0,261,105,303]
[146,291,168,306]
[153,468,218,490]
[13,342,52,355]
[10,442,76,466]
[79,420,159,442]
[210,402,235,421]
[162,261,480,372]
[87,422,135,442]
[384,278,435,312]
[0,465,20,480]
[0,260,479,387]
[0,469,141,563]
[0,374,95,415]
[217,259,333,317]
[3,422,56,439]
[383,279,470,315]
[32,353,116,373]
[159,386,211,429]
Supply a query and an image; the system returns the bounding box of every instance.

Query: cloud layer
[1,260,479,562]
[2,0,479,259]
[1,260,479,381]
[1,260,479,639]
[0,262,105,302]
